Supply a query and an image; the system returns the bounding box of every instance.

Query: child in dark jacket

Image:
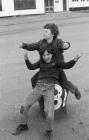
[13,48,80,139]
[20,23,81,100]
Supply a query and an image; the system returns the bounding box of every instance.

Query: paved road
[0,12,89,140]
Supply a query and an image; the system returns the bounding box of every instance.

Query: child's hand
[24,51,28,60]
[19,42,26,49]
[74,55,82,62]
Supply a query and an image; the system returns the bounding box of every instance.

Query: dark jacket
[25,58,76,84]
[22,38,65,63]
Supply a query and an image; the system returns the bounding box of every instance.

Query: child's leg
[65,80,81,99]
[59,70,81,99]
[21,92,41,124]
[44,87,55,131]
[13,87,41,135]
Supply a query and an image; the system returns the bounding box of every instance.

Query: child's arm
[19,40,42,51]
[56,55,81,69]
[24,52,40,70]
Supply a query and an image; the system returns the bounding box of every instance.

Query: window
[72,0,79,1]
[14,0,36,10]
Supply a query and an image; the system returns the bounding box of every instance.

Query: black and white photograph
[0,0,89,140]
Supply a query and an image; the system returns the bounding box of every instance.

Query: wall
[0,0,45,17]
[54,0,63,12]
[68,0,89,8]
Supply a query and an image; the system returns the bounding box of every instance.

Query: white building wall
[66,0,70,11]
[1,0,14,11]
[54,0,63,12]
[0,0,45,17]
[68,0,89,8]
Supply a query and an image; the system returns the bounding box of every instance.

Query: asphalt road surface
[0,12,89,140]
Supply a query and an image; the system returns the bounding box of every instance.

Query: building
[0,0,89,17]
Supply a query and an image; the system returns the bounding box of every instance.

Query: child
[13,48,80,139]
[20,23,81,100]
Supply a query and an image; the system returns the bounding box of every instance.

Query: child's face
[42,50,53,63]
[43,28,53,40]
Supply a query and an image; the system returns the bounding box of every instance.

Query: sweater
[25,58,76,84]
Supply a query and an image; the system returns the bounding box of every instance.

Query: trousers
[21,82,55,131]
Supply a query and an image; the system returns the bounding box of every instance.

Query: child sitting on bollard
[13,47,81,139]
[20,23,81,100]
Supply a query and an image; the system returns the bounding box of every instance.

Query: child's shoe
[44,130,53,140]
[12,124,28,135]
[75,89,81,100]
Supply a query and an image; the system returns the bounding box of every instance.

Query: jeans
[21,81,55,131]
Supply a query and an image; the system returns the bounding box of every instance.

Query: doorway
[63,0,67,11]
[45,0,54,12]
[0,0,2,11]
